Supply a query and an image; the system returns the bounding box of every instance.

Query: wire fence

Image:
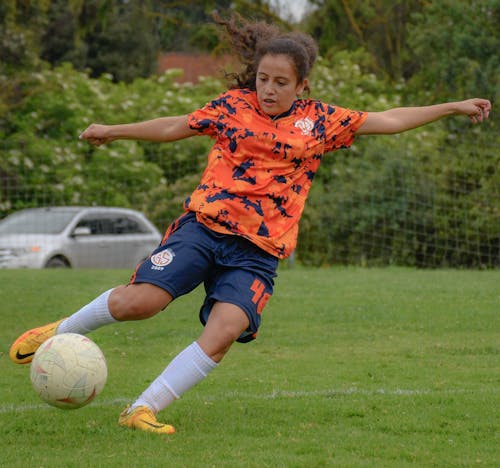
[1,135,498,269]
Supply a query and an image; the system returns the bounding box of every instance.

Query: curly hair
[214,13,318,93]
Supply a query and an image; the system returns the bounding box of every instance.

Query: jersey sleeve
[187,91,233,138]
[322,105,367,152]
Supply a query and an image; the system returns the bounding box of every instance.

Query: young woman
[10,16,491,434]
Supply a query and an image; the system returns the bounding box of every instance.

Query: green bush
[1,54,497,267]
[297,128,499,268]
[0,65,222,223]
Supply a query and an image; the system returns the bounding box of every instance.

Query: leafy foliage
[0,0,284,85]
[298,129,499,267]
[406,0,499,101]
[305,0,424,81]
[298,1,499,267]
[0,65,222,222]
[0,1,498,267]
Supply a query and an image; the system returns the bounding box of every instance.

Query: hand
[79,124,114,146]
[455,98,492,124]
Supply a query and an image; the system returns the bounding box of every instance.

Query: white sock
[57,289,117,335]
[131,341,217,413]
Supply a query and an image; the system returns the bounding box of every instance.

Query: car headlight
[4,246,42,256]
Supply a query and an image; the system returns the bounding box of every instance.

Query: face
[256,54,307,117]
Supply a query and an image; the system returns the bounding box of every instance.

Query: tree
[2,0,286,84]
[82,1,160,82]
[40,0,160,82]
[0,1,51,120]
[407,0,499,101]
[305,0,424,81]
[40,0,87,70]
[152,0,286,53]
[0,0,48,74]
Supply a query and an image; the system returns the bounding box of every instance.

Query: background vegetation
[0,0,498,267]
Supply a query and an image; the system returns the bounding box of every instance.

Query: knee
[199,333,235,363]
[109,292,147,320]
[216,320,245,345]
[108,284,172,321]
[197,303,250,362]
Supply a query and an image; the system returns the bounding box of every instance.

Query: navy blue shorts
[130,211,278,342]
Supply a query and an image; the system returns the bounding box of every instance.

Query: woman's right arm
[79,115,198,146]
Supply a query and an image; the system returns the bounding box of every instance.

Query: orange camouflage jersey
[186,88,367,258]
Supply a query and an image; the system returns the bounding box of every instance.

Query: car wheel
[45,256,71,268]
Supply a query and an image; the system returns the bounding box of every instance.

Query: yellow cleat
[119,405,176,435]
[9,318,66,364]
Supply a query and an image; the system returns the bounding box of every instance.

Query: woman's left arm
[356,98,491,135]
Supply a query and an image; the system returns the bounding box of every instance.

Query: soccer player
[10,15,491,434]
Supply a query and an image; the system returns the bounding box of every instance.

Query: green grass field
[1,267,498,467]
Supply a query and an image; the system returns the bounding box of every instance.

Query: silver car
[0,206,162,268]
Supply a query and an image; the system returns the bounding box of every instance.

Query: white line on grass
[0,398,130,414]
[199,386,497,402]
[1,387,496,414]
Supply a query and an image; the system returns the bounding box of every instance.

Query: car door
[70,214,117,268]
[108,214,156,268]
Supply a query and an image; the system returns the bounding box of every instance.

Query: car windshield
[0,210,78,234]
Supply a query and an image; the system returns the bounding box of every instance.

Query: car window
[0,209,78,234]
[112,216,150,234]
[75,217,105,235]
[76,214,150,235]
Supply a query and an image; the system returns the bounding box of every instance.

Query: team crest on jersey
[150,248,175,270]
[294,117,314,136]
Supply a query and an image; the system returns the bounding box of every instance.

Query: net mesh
[1,135,498,268]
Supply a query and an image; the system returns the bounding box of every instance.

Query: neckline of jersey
[245,89,300,123]
[269,100,298,121]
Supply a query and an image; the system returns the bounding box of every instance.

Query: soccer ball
[30,333,107,410]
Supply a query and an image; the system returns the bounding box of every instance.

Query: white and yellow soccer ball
[30,333,107,409]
